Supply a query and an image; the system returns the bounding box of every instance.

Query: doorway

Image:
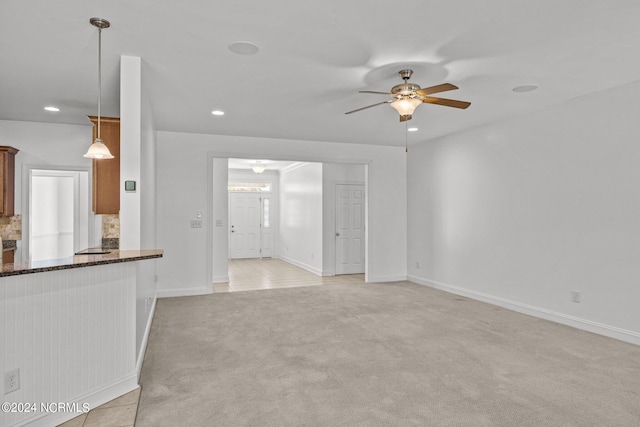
[26,168,90,262]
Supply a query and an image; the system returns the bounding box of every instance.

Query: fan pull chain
[405,121,408,153]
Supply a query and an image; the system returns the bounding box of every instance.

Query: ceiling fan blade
[358,90,394,95]
[415,83,459,96]
[345,100,393,115]
[422,96,471,109]
[399,114,412,122]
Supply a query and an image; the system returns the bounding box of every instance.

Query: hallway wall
[278,162,323,274]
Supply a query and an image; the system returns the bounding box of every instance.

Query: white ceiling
[3,1,640,148]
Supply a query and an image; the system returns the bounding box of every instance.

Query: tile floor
[214,258,365,292]
[59,259,363,426]
[57,387,140,427]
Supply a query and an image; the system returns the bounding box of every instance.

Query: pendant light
[84,18,114,159]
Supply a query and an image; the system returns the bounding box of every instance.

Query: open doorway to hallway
[24,167,90,262]
[220,158,367,289]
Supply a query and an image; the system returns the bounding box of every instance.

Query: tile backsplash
[102,214,119,249]
[102,214,120,238]
[0,214,21,240]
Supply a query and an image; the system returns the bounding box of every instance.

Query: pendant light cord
[97,26,102,141]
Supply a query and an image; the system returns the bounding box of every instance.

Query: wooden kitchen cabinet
[2,249,14,264]
[0,146,18,216]
[88,116,120,214]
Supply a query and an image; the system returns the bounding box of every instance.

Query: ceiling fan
[345,69,471,122]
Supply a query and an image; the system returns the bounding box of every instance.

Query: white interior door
[335,184,365,274]
[229,192,261,259]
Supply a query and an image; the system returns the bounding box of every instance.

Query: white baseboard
[24,374,138,427]
[367,274,408,283]
[212,275,230,283]
[408,274,640,346]
[157,285,213,298]
[136,294,157,379]
[278,255,322,276]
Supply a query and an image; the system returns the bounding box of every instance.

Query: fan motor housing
[391,83,421,97]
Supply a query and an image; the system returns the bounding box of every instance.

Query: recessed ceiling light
[407,127,418,132]
[211,110,225,116]
[44,106,60,112]
[228,41,259,55]
[512,84,538,93]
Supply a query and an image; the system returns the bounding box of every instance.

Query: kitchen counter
[0,249,163,277]
[0,248,162,426]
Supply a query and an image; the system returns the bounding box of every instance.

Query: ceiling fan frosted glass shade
[390,98,422,116]
[83,138,114,159]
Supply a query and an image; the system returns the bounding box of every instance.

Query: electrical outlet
[190,220,203,228]
[5,369,20,394]
[571,291,581,303]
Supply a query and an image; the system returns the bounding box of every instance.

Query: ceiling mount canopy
[84,17,114,160]
[345,69,471,122]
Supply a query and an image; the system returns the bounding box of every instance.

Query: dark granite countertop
[2,240,16,251]
[0,249,163,277]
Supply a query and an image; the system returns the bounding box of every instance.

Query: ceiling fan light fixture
[390,97,422,116]
[251,161,266,174]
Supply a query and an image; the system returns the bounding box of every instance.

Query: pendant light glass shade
[84,138,114,159]
[85,18,114,160]
[390,97,422,116]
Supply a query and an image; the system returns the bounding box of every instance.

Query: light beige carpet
[137,281,640,426]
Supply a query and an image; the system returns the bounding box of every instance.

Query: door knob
[335,232,340,237]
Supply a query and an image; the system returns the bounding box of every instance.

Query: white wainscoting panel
[0,263,138,427]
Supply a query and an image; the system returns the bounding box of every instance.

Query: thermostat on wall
[125,180,136,192]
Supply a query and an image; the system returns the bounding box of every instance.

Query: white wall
[0,120,95,260]
[120,55,159,364]
[407,79,640,345]
[322,163,366,275]
[156,131,407,296]
[120,56,142,250]
[278,163,323,274]
[211,158,229,284]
